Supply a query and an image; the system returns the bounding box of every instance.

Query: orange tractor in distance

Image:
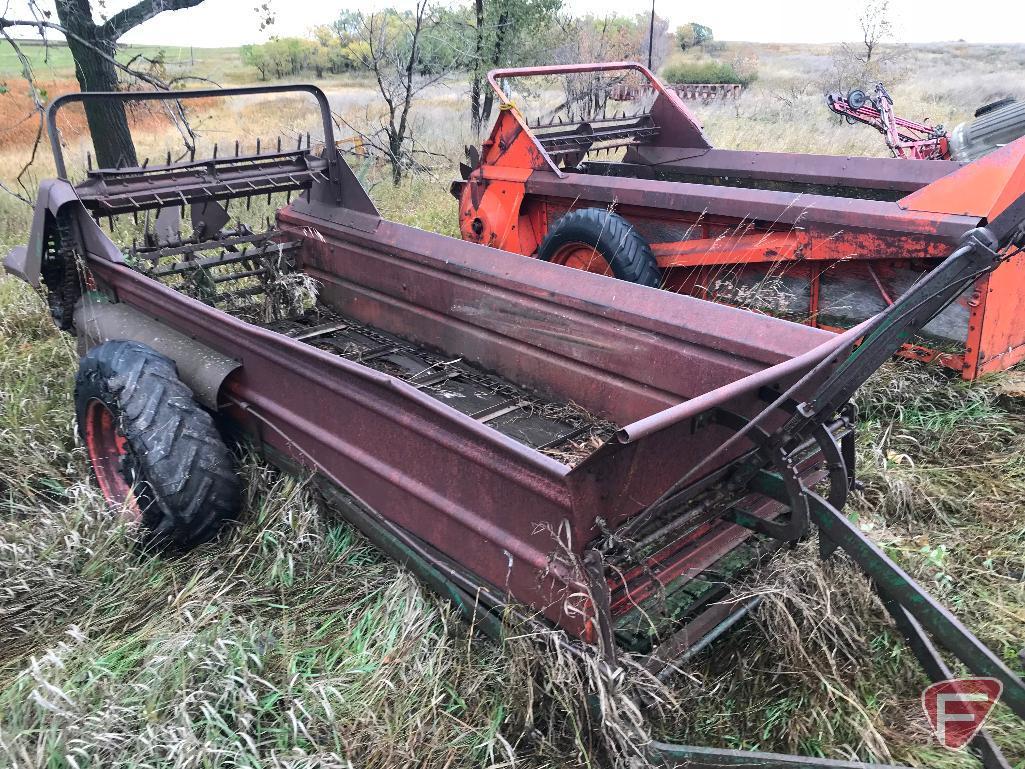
[453,62,1025,380]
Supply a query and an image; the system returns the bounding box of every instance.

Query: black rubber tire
[537,208,661,288]
[846,88,868,111]
[975,97,1015,118]
[75,340,240,550]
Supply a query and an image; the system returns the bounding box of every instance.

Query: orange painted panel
[975,253,1025,375]
[900,136,1025,219]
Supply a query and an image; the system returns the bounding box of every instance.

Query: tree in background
[675,22,713,51]
[829,0,903,90]
[555,14,670,69]
[644,12,671,70]
[0,0,208,170]
[237,5,676,154]
[242,9,461,83]
[340,2,450,185]
[857,0,892,65]
[242,37,337,80]
[465,0,563,134]
[546,13,670,118]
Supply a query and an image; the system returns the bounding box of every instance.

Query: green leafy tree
[312,25,353,74]
[467,0,564,133]
[676,22,713,51]
[241,43,271,79]
[241,36,342,80]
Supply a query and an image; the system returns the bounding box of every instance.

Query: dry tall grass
[688,42,1025,155]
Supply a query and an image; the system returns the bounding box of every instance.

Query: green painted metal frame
[309,449,1023,769]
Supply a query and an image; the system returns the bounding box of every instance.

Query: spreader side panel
[280,210,834,428]
[85,258,604,634]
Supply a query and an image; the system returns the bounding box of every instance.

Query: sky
[5,0,1025,47]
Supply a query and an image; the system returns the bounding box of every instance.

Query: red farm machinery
[454,62,1025,380]
[5,85,1025,768]
[826,83,1025,162]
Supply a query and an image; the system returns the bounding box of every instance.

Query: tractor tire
[75,340,240,550]
[975,98,1015,118]
[538,208,661,288]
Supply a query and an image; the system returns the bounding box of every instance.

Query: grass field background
[0,40,254,84]
[1,39,1024,768]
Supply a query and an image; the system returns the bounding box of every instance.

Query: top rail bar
[45,84,339,182]
[486,61,690,116]
[617,320,872,443]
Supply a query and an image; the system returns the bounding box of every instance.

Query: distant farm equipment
[455,61,1025,380]
[611,81,744,101]
[827,83,1025,161]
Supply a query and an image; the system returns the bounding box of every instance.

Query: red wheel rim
[83,399,141,520]
[548,243,614,276]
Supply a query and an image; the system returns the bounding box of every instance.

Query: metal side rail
[773,479,1025,721]
[648,744,914,769]
[881,601,1011,769]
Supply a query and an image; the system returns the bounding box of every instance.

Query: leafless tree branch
[345,1,448,184]
[0,23,46,205]
[101,0,206,40]
[1,18,177,91]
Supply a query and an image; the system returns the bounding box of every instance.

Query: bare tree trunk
[469,0,486,134]
[480,86,495,131]
[470,74,484,134]
[478,8,509,129]
[55,0,138,168]
[386,127,402,185]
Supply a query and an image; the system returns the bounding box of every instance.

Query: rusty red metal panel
[523,169,978,240]
[84,204,844,637]
[622,146,962,194]
[278,209,835,415]
[87,257,593,632]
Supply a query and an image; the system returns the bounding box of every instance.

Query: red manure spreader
[5,85,1025,767]
[454,62,1025,380]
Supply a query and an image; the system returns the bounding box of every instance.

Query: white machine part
[949,99,1025,162]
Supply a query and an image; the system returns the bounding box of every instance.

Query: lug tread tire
[538,208,661,288]
[975,97,1015,118]
[75,340,240,550]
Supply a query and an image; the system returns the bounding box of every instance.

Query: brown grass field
[0,40,1024,768]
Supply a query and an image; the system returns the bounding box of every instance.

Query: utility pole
[647,0,655,70]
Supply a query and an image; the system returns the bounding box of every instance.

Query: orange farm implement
[454,62,1025,380]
